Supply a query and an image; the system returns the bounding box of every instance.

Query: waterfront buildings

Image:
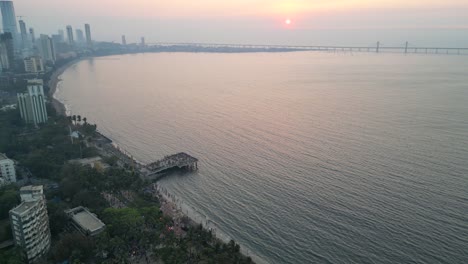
[0,153,16,186]
[58,29,65,43]
[9,185,51,263]
[65,207,106,236]
[23,56,43,73]
[17,79,48,125]
[51,34,62,50]
[85,23,92,47]
[38,34,56,63]
[76,29,84,44]
[122,35,127,46]
[66,25,74,46]
[0,1,19,52]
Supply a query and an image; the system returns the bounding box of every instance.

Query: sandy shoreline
[48,58,84,116]
[49,56,266,263]
[155,184,267,264]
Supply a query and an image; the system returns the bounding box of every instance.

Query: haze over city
[12,0,468,46]
[1,0,468,264]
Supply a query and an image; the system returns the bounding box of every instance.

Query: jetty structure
[141,152,198,179]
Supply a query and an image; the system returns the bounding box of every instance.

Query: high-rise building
[141,37,145,46]
[66,25,74,46]
[0,32,14,70]
[38,34,56,63]
[0,42,9,70]
[10,185,51,263]
[85,23,92,47]
[18,19,30,50]
[17,79,48,126]
[0,1,19,52]
[75,29,84,44]
[18,20,26,33]
[51,34,62,49]
[29,28,35,44]
[0,153,16,186]
[58,29,65,43]
[122,35,127,46]
[23,56,43,73]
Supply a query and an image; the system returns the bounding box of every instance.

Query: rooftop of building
[27,79,43,85]
[20,185,43,193]
[20,185,44,202]
[65,207,105,233]
[10,200,38,215]
[0,153,9,160]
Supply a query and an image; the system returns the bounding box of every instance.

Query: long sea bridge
[148,41,468,55]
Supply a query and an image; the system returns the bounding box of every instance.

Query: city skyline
[6,0,468,46]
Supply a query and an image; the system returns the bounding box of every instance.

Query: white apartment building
[0,153,16,186]
[23,56,44,73]
[17,79,48,126]
[10,185,51,263]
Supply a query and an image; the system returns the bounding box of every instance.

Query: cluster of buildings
[0,0,93,74]
[7,185,106,262]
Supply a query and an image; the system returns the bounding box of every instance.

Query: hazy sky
[12,0,468,46]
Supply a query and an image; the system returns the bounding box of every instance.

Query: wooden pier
[142,153,198,179]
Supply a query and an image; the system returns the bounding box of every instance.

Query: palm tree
[72,115,77,125]
[77,115,82,125]
[83,117,87,125]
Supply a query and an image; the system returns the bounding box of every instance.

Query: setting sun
[285,19,292,25]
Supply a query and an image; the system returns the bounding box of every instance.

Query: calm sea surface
[56,52,468,264]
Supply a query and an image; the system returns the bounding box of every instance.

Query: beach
[48,59,83,116]
[154,184,267,264]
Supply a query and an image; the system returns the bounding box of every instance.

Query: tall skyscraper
[10,185,51,263]
[0,42,9,70]
[66,25,74,46]
[0,32,14,70]
[29,28,35,44]
[75,29,84,44]
[58,29,65,43]
[141,37,145,46]
[17,79,48,126]
[38,35,56,63]
[85,23,92,47]
[122,35,127,46]
[51,34,62,49]
[18,20,29,50]
[0,1,19,52]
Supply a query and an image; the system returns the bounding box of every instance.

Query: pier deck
[142,152,198,178]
